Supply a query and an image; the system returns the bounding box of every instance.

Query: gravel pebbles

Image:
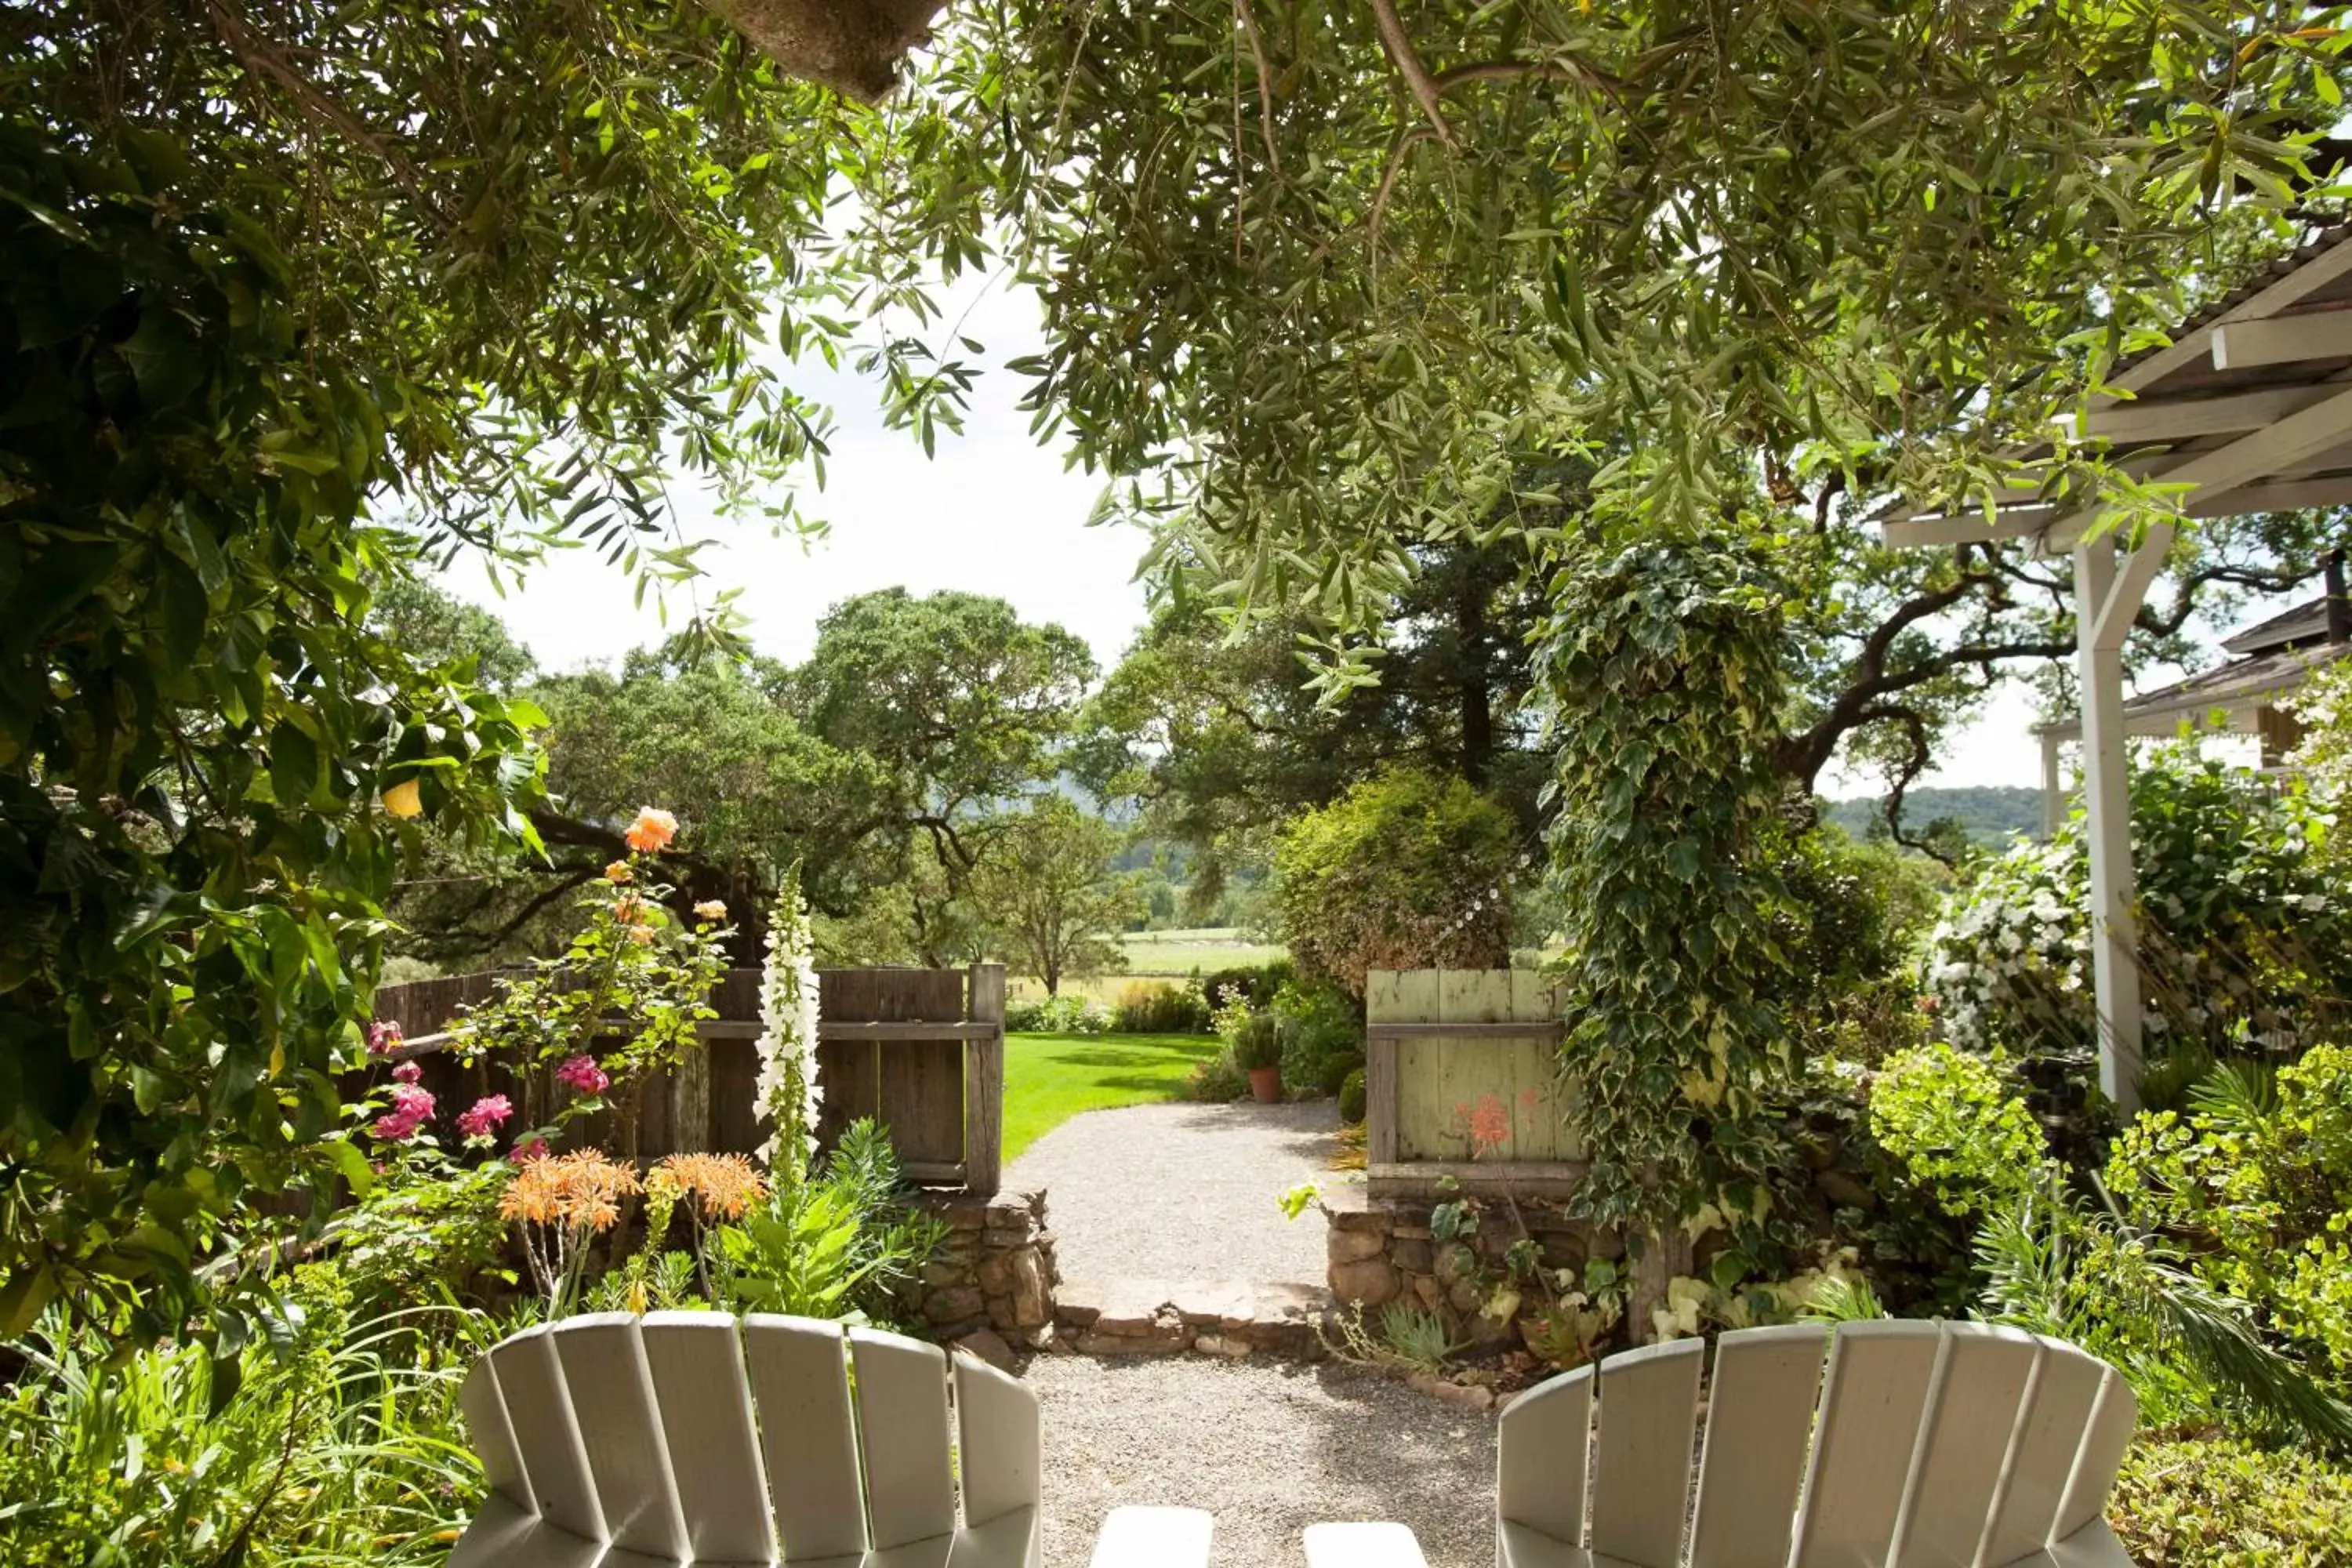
[1027,1354,1497,1568]
[1007,1101,1488,1564]
[1006,1100,1339,1287]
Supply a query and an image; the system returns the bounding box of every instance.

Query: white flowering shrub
[1925,750,2352,1062]
[1924,838,2089,1053]
[754,864,823,1180]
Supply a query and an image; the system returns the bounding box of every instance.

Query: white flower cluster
[1923,840,2090,1052]
[754,866,823,1179]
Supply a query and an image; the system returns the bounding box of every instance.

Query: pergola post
[2040,731,2067,837]
[2073,533,2144,1114]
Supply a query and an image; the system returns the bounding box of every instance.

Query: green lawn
[1002,1030,1224,1163]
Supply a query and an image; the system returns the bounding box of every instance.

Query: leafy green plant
[2112,1435,2352,1566]
[2104,1048,2352,1389]
[1272,979,1364,1096]
[1535,538,1798,1270]
[1797,1273,1889,1324]
[0,1285,487,1566]
[713,1121,943,1329]
[1924,751,2352,1073]
[1869,1044,2052,1218]
[1185,1047,1249,1103]
[1377,1304,1465,1375]
[1197,961,1297,1011]
[1006,993,1115,1034]
[1339,1069,1369,1126]
[1229,1012,1283,1073]
[1112,981,1213,1034]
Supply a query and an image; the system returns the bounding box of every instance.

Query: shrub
[1198,959,1295,1011]
[2112,1436,2352,1566]
[1272,767,1519,995]
[1868,1044,2052,1218]
[1924,751,2352,1069]
[0,1285,487,1566]
[1775,825,1940,1067]
[2103,1046,2352,1391]
[1339,1068,1368,1125]
[1188,1047,1248,1102]
[1229,1011,1283,1073]
[1272,978,1364,1095]
[1005,993,1114,1033]
[1112,979,1213,1033]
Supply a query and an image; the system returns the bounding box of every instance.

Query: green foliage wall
[1534,538,1797,1241]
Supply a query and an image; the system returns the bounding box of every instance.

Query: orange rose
[604,860,633,884]
[624,806,678,853]
[693,899,728,922]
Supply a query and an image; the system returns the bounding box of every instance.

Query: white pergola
[1878,226,2352,1114]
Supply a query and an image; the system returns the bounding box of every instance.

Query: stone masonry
[912,1188,1060,1348]
[1319,1182,1621,1347]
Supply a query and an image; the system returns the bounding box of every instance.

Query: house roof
[2035,638,2348,742]
[2218,592,2340,656]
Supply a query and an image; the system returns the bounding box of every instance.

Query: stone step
[1054,1276,1334,1360]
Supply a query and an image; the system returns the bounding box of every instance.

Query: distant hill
[1821,786,2045,846]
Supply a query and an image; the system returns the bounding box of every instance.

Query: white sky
[435,277,2203,799]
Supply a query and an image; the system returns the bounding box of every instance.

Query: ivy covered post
[1534,538,1798,1340]
[754,863,823,1185]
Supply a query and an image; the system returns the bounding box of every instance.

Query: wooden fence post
[964,963,1005,1196]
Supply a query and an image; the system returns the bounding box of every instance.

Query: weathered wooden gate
[369,964,1005,1195]
[1363,967,1580,1198]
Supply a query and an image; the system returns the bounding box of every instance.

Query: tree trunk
[1626,1224,1695,1347]
[1458,575,1494,786]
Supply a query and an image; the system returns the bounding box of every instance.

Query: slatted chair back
[1496,1320,2139,1568]
[452,1310,1042,1567]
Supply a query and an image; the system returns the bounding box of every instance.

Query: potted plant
[1232,1012,1283,1104]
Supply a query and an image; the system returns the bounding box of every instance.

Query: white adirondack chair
[1497,1321,2140,1568]
[449,1310,1211,1567]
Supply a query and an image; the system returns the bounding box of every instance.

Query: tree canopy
[875,2,2351,672]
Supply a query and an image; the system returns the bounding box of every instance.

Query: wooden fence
[369,964,1005,1196]
[1363,967,1580,1198]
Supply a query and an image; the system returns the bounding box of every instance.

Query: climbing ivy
[1534,537,1798,1252]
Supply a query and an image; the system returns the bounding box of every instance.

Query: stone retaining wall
[1320,1184,1621,1348]
[912,1188,1059,1348]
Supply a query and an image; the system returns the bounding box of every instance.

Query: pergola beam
[2188,472,2352,514]
[2211,308,2352,371]
[2099,235,2352,395]
[2076,383,2346,444]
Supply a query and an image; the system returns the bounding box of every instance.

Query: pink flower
[456,1094,514,1141]
[508,1138,550,1164]
[367,1020,404,1055]
[373,1084,434,1142]
[391,1059,423,1084]
[555,1054,610,1097]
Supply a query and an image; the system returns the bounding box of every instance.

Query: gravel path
[1007,1101,1338,1285]
[1028,1355,1496,1567]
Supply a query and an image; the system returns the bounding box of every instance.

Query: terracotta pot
[1247,1065,1283,1104]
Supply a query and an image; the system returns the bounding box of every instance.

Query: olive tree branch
[1367,0,1459,149]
